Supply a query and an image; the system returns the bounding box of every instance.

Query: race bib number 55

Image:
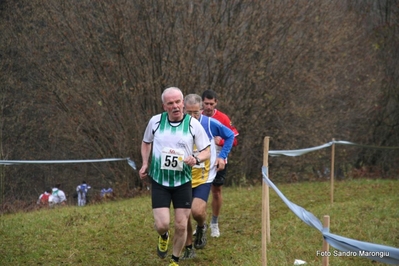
[161,147,184,171]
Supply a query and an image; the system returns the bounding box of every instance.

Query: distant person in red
[37,187,53,207]
[201,89,239,238]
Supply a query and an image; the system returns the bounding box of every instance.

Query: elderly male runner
[181,94,234,259]
[139,87,210,266]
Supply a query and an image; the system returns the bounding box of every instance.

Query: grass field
[1,178,398,265]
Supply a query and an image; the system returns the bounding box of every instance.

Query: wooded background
[1,0,398,209]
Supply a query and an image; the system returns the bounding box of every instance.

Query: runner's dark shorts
[212,164,227,187]
[192,182,212,202]
[151,178,192,209]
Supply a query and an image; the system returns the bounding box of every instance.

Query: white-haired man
[139,87,210,266]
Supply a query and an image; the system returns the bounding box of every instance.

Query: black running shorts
[151,178,192,209]
[212,164,227,187]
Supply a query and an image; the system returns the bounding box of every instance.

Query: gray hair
[161,87,183,103]
[184,94,202,106]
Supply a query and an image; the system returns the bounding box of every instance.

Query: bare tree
[0,0,397,207]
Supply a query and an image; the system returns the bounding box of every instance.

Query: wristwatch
[192,155,201,165]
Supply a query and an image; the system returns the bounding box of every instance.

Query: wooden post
[322,215,330,266]
[262,136,270,266]
[330,139,335,204]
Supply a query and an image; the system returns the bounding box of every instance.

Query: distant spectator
[49,183,67,207]
[37,187,53,207]
[76,181,91,206]
[100,188,113,199]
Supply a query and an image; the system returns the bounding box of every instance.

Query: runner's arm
[139,141,152,179]
[210,119,234,159]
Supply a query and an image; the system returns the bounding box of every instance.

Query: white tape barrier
[262,166,399,265]
[269,140,399,157]
[0,158,136,170]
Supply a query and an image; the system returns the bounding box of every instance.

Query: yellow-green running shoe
[168,258,179,266]
[157,231,170,259]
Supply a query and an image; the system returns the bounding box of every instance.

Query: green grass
[1,179,398,266]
